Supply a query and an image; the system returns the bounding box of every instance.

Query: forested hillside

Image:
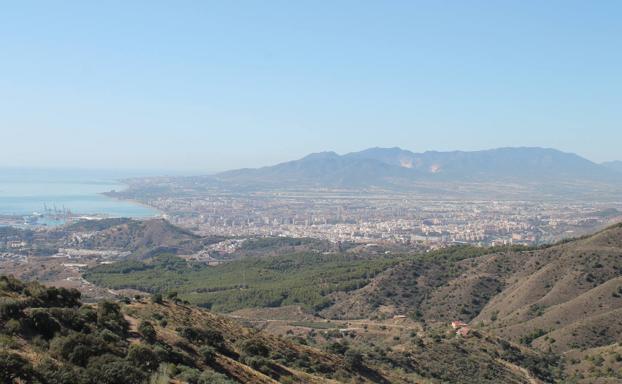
[0,275,561,384]
[85,252,400,312]
[0,276,408,383]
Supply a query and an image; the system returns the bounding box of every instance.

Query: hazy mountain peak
[602,160,622,173]
[300,151,340,161]
[214,147,622,192]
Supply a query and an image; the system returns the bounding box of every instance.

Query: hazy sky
[1,1,620,172]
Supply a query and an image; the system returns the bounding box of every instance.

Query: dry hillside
[324,224,622,356]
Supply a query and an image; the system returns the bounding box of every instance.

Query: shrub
[27,310,61,339]
[86,355,147,384]
[127,343,159,371]
[31,335,49,350]
[179,326,201,342]
[98,329,121,343]
[243,356,273,374]
[0,275,26,293]
[47,307,87,331]
[197,370,236,384]
[199,345,216,363]
[0,334,18,349]
[174,339,196,355]
[166,348,194,366]
[34,357,89,384]
[202,328,225,349]
[167,291,178,300]
[519,329,547,346]
[490,310,499,322]
[79,305,98,323]
[238,338,270,357]
[176,366,201,384]
[325,342,348,354]
[97,301,129,336]
[153,345,172,362]
[152,293,163,304]
[26,285,81,308]
[3,318,22,335]
[0,350,34,383]
[50,333,110,367]
[179,326,225,349]
[138,320,157,342]
[0,297,23,319]
[344,349,364,369]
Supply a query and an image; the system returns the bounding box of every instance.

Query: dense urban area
[121,191,622,246]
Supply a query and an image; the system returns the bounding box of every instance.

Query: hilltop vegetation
[0,275,411,384]
[475,224,622,353]
[328,225,622,347]
[85,252,400,312]
[322,224,622,383]
[1,275,566,384]
[84,245,512,314]
[323,244,539,321]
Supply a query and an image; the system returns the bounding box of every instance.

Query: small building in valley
[456,327,470,337]
[451,320,468,330]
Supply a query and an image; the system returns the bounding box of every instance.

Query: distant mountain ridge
[602,160,622,174]
[213,147,622,191]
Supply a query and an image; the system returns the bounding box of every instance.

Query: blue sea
[0,168,158,218]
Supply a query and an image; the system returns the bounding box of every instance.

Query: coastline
[99,181,163,219]
[99,192,163,219]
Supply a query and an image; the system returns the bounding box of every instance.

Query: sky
[0,1,621,172]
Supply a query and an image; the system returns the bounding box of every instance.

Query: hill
[0,275,562,384]
[6,223,622,382]
[84,252,401,312]
[321,245,523,321]
[215,151,411,189]
[86,224,622,360]
[325,224,622,358]
[65,218,219,259]
[474,224,622,353]
[1,218,223,259]
[0,275,405,384]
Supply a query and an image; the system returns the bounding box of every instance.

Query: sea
[0,168,159,222]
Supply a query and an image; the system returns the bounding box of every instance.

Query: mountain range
[212,147,622,192]
[602,160,622,174]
